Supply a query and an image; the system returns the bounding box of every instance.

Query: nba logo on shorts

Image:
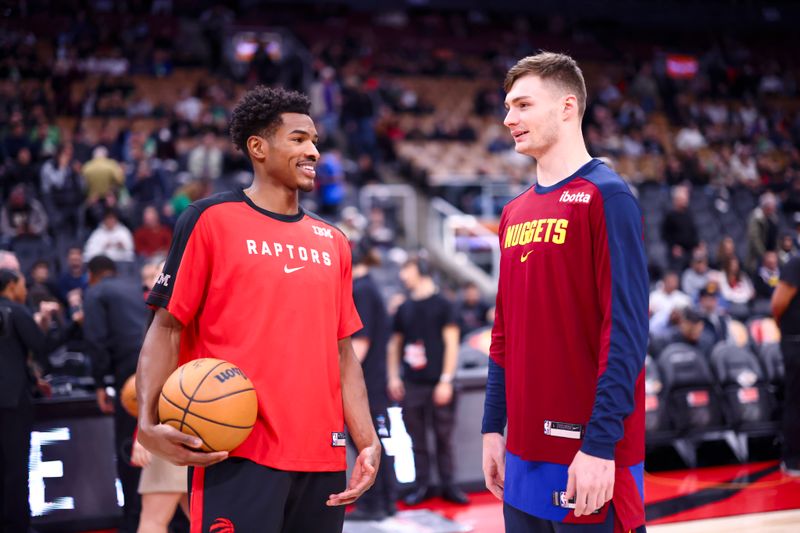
[544,420,551,434]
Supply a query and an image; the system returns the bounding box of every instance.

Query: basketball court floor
[343,461,800,532]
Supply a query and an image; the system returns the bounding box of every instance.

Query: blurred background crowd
[2,1,800,525]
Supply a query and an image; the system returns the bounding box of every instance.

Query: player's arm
[772,258,800,322]
[568,192,649,516]
[386,332,405,401]
[327,337,380,507]
[771,281,797,321]
[136,308,228,466]
[433,316,460,406]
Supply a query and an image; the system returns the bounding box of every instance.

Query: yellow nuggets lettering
[503,218,569,249]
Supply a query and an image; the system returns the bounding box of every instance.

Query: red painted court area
[396,461,800,532]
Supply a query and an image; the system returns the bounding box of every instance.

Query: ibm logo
[312,226,333,239]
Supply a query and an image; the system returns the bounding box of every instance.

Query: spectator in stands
[754,250,780,300]
[83,208,135,263]
[57,247,89,301]
[719,256,755,317]
[126,152,166,210]
[778,233,796,267]
[456,281,490,338]
[27,260,60,307]
[40,143,85,239]
[3,147,40,199]
[672,307,715,355]
[316,149,346,216]
[82,146,125,203]
[0,184,49,242]
[682,250,718,299]
[729,143,759,187]
[187,131,223,181]
[746,192,779,273]
[714,235,738,270]
[674,120,707,152]
[661,185,698,271]
[133,205,172,259]
[650,271,692,317]
[309,66,342,138]
[698,282,730,346]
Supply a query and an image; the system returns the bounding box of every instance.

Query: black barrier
[30,395,123,532]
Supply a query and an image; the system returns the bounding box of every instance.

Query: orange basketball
[158,358,258,452]
[121,375,138,417]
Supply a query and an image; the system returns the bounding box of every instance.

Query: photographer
[0,267,51,533]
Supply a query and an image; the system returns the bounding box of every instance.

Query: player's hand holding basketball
[565,450,614,517]
[137,421,228,467]
[326,443,380,507]
[482,432,506,500]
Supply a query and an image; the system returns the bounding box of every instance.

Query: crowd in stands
[2,1,800,376]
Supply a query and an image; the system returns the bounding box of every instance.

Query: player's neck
[534,135,592,188]
[244,179,300,216]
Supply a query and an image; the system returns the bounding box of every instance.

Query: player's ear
[563,94,578,120]
[247,135,269,162]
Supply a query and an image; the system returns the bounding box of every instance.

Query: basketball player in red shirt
[136,86,380,533]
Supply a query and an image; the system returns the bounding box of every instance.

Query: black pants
[191,458,346,533]
[0,394,33,533]
[349,407,396,512]
[114,384,141,533]
[781,339,800,468]
[402,382,456,487]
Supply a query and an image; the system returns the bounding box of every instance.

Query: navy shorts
[504,502,647,533]
[189,458,346,533]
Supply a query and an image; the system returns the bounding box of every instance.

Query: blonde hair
[504,52,587,117]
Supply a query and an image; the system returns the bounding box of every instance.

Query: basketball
[120,375,138,417]
[158,358,258,452]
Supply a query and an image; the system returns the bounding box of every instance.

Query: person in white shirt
[650,271,692,334]
[83,209,135,263]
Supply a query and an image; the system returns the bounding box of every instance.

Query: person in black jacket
[347,241,396,521]
[661,184,698,272]
[0,267,48,533]
[83,255,149,532]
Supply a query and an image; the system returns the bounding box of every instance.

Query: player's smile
[296,159,317,179]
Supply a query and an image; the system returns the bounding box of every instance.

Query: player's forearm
[441,324,460,379]
[137,309,182,429]
[339,338,380,451]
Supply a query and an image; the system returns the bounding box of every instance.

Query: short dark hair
[504,51,587,118]
[229,86,312,156]
[0,268,20,292]
[87,255,117,276]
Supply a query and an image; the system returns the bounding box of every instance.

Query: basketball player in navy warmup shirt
[136,87,380,533]
[482,53,649,533]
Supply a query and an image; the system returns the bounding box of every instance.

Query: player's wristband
[439,374,454,384]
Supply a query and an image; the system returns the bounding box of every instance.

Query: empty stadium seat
[657,343,725,434]
[709,343,775,430]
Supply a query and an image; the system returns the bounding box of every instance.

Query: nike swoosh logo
[284,265,305,274]
[520,250,534,263]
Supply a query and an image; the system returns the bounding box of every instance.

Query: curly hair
[229,86,312,156]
